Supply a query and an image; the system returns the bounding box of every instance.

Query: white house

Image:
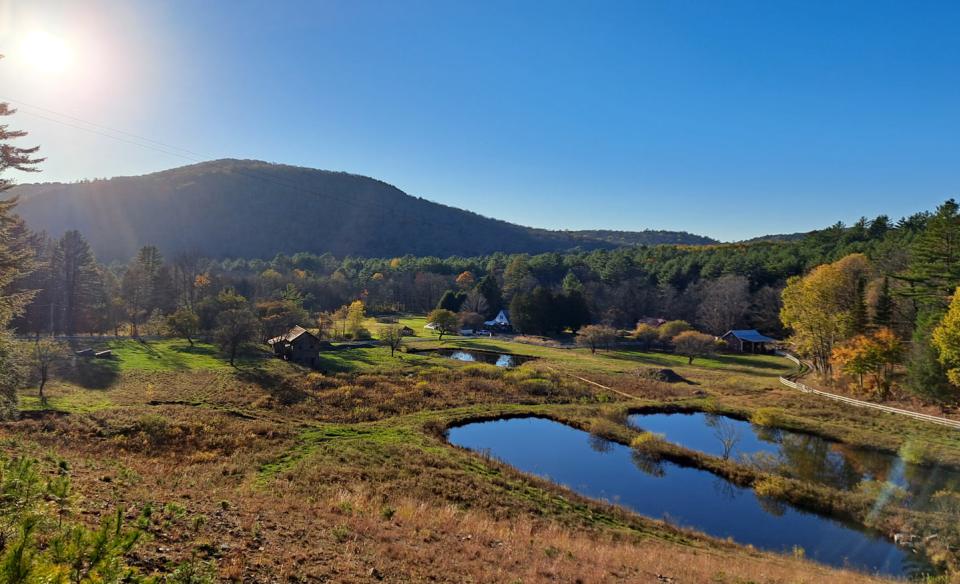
[483,309,511,329]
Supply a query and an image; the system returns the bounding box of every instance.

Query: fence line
[775,351,960,430]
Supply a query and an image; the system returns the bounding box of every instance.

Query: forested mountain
[561,229,717,246]
[8,159,711,261]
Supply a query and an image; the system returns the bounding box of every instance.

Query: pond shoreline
[442,408,940,576]
[447,415,932,577]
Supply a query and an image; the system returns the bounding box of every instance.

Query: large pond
[432,348,533,368]
[629,411,960,510]
[448,416,930,577]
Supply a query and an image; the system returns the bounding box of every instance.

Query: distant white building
[483,309,511,329]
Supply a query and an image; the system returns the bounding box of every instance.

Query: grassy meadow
[4,327,960,582]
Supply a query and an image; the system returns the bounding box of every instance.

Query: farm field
[5,331,960,582]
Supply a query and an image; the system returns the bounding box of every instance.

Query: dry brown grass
[1,353,940,583]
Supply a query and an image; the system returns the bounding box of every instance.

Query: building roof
[268,325,316,345]
[484,309,510,326]
[723,329,776,343]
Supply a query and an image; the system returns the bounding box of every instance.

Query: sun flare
[19,30,74,73]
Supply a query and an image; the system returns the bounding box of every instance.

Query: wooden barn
[719,329,776,354]
[267,325,324,367]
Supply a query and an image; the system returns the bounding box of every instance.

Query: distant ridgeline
[8,159,714,261]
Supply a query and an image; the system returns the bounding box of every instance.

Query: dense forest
[9,159,714,261]
[5,194,960,405]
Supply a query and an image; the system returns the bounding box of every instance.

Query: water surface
[629,411,960,509]
[449,416,928,577]
[433,348,532,368]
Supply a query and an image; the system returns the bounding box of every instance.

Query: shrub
[899,439,932,465]
[657,320,693,345]
[461,364,502,379]
[750,407,784,427]
[136,414,175,448]
[753,476,792,499]
[331,524,350,543]
[631,324,660,349]
[630,432,667,455]
[519,378,553,396]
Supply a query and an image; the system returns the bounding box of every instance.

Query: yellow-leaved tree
[780,253,871,378]
[932,287,960,389]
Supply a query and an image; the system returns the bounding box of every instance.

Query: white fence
[775,351,960,430]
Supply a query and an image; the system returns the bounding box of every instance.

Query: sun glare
[19,30,74,73]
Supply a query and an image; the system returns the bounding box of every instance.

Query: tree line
[780,200,960,403]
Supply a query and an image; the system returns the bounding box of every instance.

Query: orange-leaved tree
[831,327,903,398]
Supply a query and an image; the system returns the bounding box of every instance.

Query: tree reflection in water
[630,411,960,511]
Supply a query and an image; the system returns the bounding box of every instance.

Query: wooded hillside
[9,159,713,261]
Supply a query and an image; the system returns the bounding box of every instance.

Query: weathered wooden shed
[267,325,324,367]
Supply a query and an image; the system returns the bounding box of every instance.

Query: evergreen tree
[121,246,168,335]
[562,270,584,294]
[477,275,503,318]
[436,289,465,312]
[0,82,42,418]
[561,290,591,332]
[907,310,955,401]
[52,230,99,335]
[850,277,868,335]
[873,276,894,328]
[901,199,960,309]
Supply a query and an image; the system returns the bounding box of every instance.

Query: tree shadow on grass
[60,344,120,389]
[235,362,311,405]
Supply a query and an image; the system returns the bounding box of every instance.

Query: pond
[432,348,533,368]
[628,411,960,510]
[448,416,930,578]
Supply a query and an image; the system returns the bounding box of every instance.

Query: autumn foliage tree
[831,328,903,398]
[575,324,618,354]
[673,331,718,364]
[933,288,960,391]
[781,254,872,378]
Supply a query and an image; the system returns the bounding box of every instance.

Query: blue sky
[1,0,958,241]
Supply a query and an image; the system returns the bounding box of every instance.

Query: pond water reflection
[432,348,533,368]
[448,417,930,577]
[629,411,960,510]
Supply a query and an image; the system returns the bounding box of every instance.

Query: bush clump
[461,363,502,379]
[519,378,554,396]
[630,432,667,455]
[750,407,785,428]
[753,475,792,499]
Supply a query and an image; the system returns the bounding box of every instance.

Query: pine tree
[907,310,955,401]
[52,230,99,335]
[562,270,584,294]
[0,80,43,418]
[850,277,868,335]
[873,276,894,328]
[477,275,503,318]
[900,199,960,309]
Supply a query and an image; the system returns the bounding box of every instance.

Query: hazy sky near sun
[1,0,959,241]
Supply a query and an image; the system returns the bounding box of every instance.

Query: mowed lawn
[106,339,246,371]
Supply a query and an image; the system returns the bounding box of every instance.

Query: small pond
[629,411,960,510]
[432,348,533,368]
[448,416,930,577]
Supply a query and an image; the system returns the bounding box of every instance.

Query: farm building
[719,329,776,354]
[267,325,324,367]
